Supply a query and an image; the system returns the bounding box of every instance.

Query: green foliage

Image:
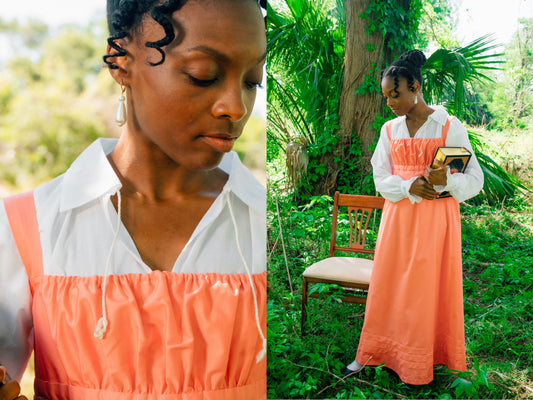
[354,62,382,97]
[477,18,533,130]
[0,19,112,191]
[416,0,460,50]
[268,183,533,398]
[0,88,104,186]
[360,0,423,53]
[0,17,49,49]
[423,34,503,120]
[466,129,530,205]
[267,0,344,149]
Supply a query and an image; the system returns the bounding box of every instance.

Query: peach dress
[355,117,467,385]
[4,192,266,400]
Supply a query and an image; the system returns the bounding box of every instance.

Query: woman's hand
[0,367,27,400]
[427,160,447,186]
[409,177,439,200]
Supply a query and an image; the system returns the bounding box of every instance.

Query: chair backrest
[328,192,385,257]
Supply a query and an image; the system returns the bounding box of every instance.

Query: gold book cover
[431,147,472,198]
[432,147,471,172]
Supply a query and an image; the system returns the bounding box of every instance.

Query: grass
[267,195,532,399]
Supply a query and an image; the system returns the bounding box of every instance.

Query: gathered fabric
[356,118,466,385]
[31,272,266,399]
[4,191,266,399]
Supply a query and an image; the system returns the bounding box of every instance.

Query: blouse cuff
[431,166,450,193]
[436,167,459,193]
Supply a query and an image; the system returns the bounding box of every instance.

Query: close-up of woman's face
[381,76,418,117]
[114,0,266,170]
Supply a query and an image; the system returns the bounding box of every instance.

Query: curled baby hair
[104,0,267,69]
[381,49,427,94]
[104,0,186,69]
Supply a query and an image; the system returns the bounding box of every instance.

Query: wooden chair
[301,191,385,334]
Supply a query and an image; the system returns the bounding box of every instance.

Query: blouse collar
[394,104,450,127]
[427,105,449,125]
[59,138,264,215]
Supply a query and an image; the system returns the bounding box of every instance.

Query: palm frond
[467,129,529,205]
[423,34,504,118]
[267,0,344,149]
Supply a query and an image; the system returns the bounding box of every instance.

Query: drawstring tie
[226,190,266,363]
[94,190,122,339]
[93,188,267,364]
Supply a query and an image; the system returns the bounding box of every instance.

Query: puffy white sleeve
[0,203,33,382]
[437,118,484,202]
[371,124,421,203]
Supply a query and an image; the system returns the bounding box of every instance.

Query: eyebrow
[188,45,267,65]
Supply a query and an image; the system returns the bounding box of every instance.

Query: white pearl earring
[115,85,126,127]
[414,95,418,105]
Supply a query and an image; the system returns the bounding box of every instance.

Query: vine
[360,0,423,53]
[355,0,424,97]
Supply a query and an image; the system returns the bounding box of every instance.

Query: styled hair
[104,0,266,69]
[381,50,427,94]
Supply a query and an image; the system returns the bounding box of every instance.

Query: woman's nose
[212,85,248,121]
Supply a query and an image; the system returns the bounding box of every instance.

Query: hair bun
[399,50,427,68]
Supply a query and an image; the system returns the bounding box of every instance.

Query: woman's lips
[200,134,238,153]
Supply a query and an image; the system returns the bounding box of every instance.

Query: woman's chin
[180,152,226,171]
[391,109,406,116]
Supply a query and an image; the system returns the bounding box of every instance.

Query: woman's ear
[411,80,421,95]
[106,40,132,86]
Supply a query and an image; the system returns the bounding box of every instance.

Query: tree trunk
[313,0,412,196]
[340,0,387,168]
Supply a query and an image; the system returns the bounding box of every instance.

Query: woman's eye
[188,75,217,87]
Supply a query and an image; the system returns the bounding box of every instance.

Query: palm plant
[267,0,344,191]
[422,36,529,204]
[423,34,502,118]
[267,0,344,151]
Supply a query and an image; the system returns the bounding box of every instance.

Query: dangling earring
[115,85,126,127]
[414,95,418,105]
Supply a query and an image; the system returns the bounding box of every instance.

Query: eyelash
[187,75,262,91]
[383,93,399,99]
[188,75,217,87]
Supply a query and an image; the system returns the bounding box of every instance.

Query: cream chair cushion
[302,257,373,284]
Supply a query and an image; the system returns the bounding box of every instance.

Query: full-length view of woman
[344,50,484,385]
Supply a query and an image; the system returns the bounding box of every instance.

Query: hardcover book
[431,147,472,198]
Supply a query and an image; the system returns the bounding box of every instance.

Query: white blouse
[371,105,484,203]
[0,138,266,380]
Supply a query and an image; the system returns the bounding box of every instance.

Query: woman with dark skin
[344,50,483,385]
[0,1,266,398]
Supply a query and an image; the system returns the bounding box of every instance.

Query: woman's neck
[405,97,434,124]
[107,131,227,202]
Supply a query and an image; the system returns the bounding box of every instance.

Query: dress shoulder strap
[441,115,454,142]
[3,191,43,279]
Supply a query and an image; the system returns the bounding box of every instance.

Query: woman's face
[118,0,266,170]
[381,76,417,117]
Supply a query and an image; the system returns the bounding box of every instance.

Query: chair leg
[301,277,308,335]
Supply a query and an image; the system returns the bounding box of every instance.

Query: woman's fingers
[0,367,24,400]
[0,380,23,400]
[410,177,439,200]
[427,164,447,186]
